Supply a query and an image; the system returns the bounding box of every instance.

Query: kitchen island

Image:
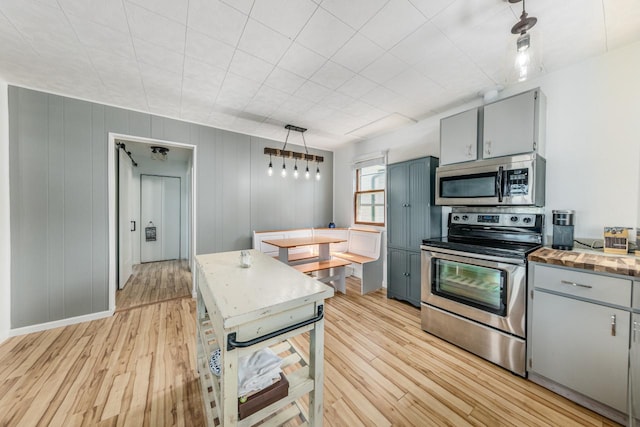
[194,249,334,426]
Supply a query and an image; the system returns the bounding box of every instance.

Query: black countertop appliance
[552,210,575,250]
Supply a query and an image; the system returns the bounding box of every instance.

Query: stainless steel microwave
[435,153,546,206]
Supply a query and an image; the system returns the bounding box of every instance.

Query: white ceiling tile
[389,22,448,66]
[320,0,387,30]
[133,38,185,75]
[215,87,253,111]
[263,67,307,94]
[181,76,221,101]
[67,16,135,60]
[336,74,378,98]
[220,73,262,99]
[252,85,290,107]
[383,67,444,101]
[188,0,248,46]
[250,0,317,39]
[277,42,327,79]
[295,80,332,103]
[227,50,274,83]
[57,0,130,33]
[296,8,355,58]
[278,95,315,114]
[243,99,279,118]
[604,0,640,49]
[126,0,188,24]
[430,0,507,42]
[183,56,226,86]
[331,33,384,73]
[125,2,186,54]
[359,84,404,112]
[309,61,354,90]
[360,53,408,84]
[407,0,455,19]
[1,1,78,50]
[185,28,235,69]
[341,100,387,122]
[238,19,292,64]
[221,0,255,15]
[139,62,183,95]
[360,0,427,50]
[321,91,355,111]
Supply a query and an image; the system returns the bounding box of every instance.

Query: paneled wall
[8,86,333,328]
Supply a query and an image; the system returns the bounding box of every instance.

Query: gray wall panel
[10,88,50,327]
[47,95,65,320]
[63,99,94,318]
[91,105,108,312]
[128,111,151,138]
[9,86,334,328]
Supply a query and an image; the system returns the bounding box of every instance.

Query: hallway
[116,260,191,312]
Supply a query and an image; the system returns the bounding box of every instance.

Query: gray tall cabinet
[387,156,440,307]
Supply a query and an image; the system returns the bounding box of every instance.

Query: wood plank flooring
[116,260,192,312]
[0,276,621,426]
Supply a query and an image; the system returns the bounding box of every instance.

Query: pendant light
[305,160,310,179]
[281,157,287,177]
[267,154,273,176]
[264,124,324,179]
[509,0,538,82]
[293,159,299,179]
[315,162,321,181]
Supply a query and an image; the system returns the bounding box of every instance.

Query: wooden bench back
[253,229,314,257]
[347,229,381,261]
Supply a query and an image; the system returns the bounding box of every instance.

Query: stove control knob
[523,217,532,224]
[461,215,469,221]
[510,216,519,223]
[453,215,460,221]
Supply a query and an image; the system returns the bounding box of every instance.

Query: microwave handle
[497,166,504,202]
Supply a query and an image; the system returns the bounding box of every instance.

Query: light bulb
[281,162,287,178]
[293,164,299,179]
[305,165,310,179]
[315,166,320,181]
[267,160,273,176]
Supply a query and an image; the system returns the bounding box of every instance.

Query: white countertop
[195,249,334,328]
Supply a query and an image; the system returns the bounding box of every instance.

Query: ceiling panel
[0,0,639,150]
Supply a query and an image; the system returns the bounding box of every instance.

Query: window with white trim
[354,164,385,226]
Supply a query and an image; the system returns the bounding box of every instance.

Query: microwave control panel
[505,168,529,196]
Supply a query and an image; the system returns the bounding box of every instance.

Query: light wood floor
[0,277,620,426]
[116,259,192,312]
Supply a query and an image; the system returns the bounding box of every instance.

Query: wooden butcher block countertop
[529,247,640,278]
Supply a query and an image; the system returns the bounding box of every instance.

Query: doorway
[108,133,197,313]
[140,174,181,263]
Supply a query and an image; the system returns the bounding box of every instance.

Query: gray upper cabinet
[439,108,479,166]
[439,88,546,166]
[483,89,546,159]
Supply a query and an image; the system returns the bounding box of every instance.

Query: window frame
[354,167,385,226]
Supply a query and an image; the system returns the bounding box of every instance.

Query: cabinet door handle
[560,280,593,289]
[611,314,616,337]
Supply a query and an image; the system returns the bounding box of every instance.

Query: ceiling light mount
[510,0,537,35]
[150,145,169,161]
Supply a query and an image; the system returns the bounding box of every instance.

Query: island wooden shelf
[195,250,333,426]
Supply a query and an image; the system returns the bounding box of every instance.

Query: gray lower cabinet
[528,263,632,420]
[531,291,630,412]
[632,281,639,426]
[387,248,421,307]
[387,156,440,307]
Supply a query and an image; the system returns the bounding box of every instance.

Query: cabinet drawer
[532,264,631,307]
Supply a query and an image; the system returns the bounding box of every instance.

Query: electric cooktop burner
[422,210,545,260]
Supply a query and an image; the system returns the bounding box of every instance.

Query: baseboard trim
[8,310,115,338]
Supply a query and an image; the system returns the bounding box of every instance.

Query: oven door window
[440,172,498,198]
[432,259,506,316]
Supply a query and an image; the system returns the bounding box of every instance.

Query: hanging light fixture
[264,124,323,180]
[509,0,538,82]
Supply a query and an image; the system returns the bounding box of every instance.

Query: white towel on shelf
[237,347,283,396]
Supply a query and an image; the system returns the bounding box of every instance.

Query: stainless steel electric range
[420,207,544,376]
